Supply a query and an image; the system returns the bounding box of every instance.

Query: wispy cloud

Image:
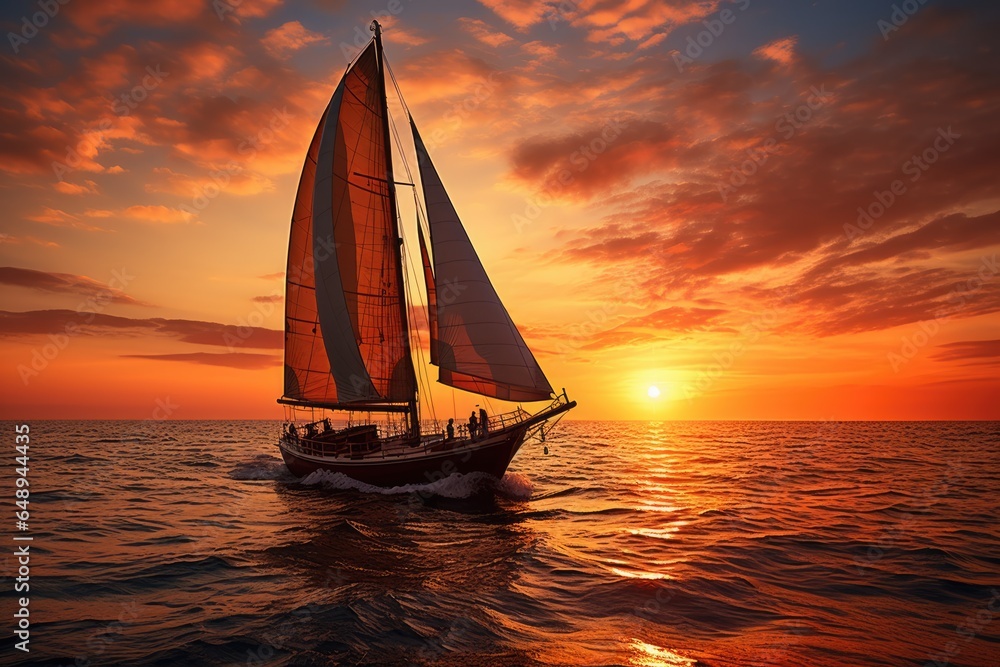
[0,268,150,306]
[121,352,281,369]
[0,309,282,349]
[457,17,514,47]
[262,21,327,59]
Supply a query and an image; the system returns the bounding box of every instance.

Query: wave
[229,454,297,481]
[298,469,533,500]
[496,471,533,499]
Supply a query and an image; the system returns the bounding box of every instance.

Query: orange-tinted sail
[284,41,415,405]
[410,118,554,402]
[283,104,335,403]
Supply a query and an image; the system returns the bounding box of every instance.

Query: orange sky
[1,0,998,420]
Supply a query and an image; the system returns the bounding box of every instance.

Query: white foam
[496,471,534,500]
[229,455,295,481]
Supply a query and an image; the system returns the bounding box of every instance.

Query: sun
[647,385,661,399]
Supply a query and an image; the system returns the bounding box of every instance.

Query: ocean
[7,420,999,666]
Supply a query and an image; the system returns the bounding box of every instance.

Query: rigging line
[394,124,431,245]
[382,59,432,244]
[384,57,411,120]
[387,92,415,184]
[391,169,434,417]
[343,36,376,72]
[399,233,438,427]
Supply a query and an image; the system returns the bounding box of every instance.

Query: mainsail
[283,41,415,407]
[410,120,554,402]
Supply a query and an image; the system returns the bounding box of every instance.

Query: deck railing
[282,390,571,461]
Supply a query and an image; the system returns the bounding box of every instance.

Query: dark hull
[278,425,530,488]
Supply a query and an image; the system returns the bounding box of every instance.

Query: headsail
[411,119,554,402]
[417,224,439,365]
[283,41,415,406]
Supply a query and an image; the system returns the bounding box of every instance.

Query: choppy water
[6,420,1000,666]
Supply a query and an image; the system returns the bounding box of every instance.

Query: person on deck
[288,423,298,440]
[469,412,478,441]
[479,408,489,437]
[446,418,455,440]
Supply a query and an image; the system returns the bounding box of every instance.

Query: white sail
[410,118,554,402]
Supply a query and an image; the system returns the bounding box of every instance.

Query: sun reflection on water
[628,639,698,666]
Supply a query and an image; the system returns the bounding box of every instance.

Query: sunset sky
[1,0,997,420]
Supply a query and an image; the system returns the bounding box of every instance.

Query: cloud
[0,268,150,306]
[513,6,1000,340]
[476,0,554,30]
[63,0,207,35]
[0,235,60,249]
[508,118,672,200]
[379,15,429,47]
[457,18,514,47]
[0,310,282,350]
[145,167,274,197]
[753,36,798,67]
[399,49,499,106]
[224,0,283,21]
[258,272,284,280]
[25,207,108,232]
[252,294,283,303]
[521,41,560,59]
[54,179,100,195]
[262,21,327,59]
[930,340,1000,365]
[638,33,668,50]
[26,205,195,226]
[570,0,725,43]
[0,22,322,189]
[121,352,281,369]
[580,306,728,350]
[122,205,196,223]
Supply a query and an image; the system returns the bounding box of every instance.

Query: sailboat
[275,21,575,487]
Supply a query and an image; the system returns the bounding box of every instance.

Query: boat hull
[277,425,530,488]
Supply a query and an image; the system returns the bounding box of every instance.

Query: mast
[372,20,420,437]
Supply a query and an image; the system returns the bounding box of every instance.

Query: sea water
[7,420,999,666]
